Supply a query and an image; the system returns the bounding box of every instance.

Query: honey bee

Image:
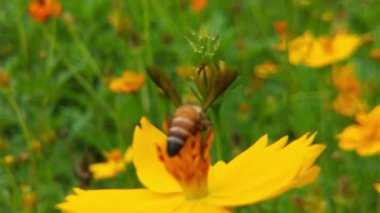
[147,62,237,157]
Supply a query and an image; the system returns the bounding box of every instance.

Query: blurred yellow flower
[254,61,278,79]
[333,93,365,117]
[30,140,42,153]
[21,185,36,210]
[58,117,325,212]
[332,64,364,116]
[4,155,15,166]
[90,147,133,180]
[374,183,380,193]
[176,65,195,78]
[321,12,334,23]
[109,71,145,93]
[337,106,380,156]
[108,11,132,34]
[191,0,207,13]
[28,0,62,22]
[289,31,361,68]
[332,64,360,94]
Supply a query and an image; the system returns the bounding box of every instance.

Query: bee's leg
[200,116,211,131]
[201,127,214,154]
[163,114,173,133]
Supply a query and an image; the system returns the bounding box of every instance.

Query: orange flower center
[106,149,122,162]
[157,129,214,199]
[322,38,334,53]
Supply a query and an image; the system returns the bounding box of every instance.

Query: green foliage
[1,0,380,212]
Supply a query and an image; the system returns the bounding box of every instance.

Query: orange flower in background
[338,106,380,156]
[57,117,325,212]
[288,31,362,68]
[28,0,62,22]
[89,148,133,180]
[254,61,278,79]
[332,64,364,117]
[374,183,380,193]
[0,69,10,88]
[274,20,287,37]
[109,71,145,93]
[332,64,361,94]
[333,93,365,117]
[370,48,380,60]
[273,20,288,51]
[191,0,207,13]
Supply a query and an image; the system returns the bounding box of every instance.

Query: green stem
[114,96,125,149]
[141,0,152,64]
[69,66,114,118]
[67,23,101,75]
[2,162,20,212]
[211,106,223,160]
[10,0,29,73]
[5,92,33,146]
[44,20,58,77]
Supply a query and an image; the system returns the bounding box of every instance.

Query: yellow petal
[356,141,380,156]
[291,166,320,187]
[123,146,133,163]
[206,133,324,207]
[374,183,380,193]
[57,188,230,213]
[108,71,145,93]
[178,199,231,213]
[57,188,184,213]
[89,161,125,180]
[132,117,181,193]
[288,31,314,65]
[332,32,361,61]
[337,126,364,150]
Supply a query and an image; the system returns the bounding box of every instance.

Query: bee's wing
[203,67,238,111]
[146,66,182,107]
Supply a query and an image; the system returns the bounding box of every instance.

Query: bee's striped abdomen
[167,105,201,157]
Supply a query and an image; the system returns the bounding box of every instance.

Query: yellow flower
[30,140,42,153]
[332,64,361,94]
[58,117,325,212]
[321,11,334,23]
[21,185,36,210]
[374,183,380,193]
[176,65,195,78]
[333,93,365,117]
[288,31,361,68]
[288,31,315,65]
[331,64,365,117]
[4,155,15,166]
[338,106,380,156]
[108,10,132,34]
[90,147,133,180]
[108,71,145,93]
[254,61,278,79]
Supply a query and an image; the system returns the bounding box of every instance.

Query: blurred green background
[1,0,380,212]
